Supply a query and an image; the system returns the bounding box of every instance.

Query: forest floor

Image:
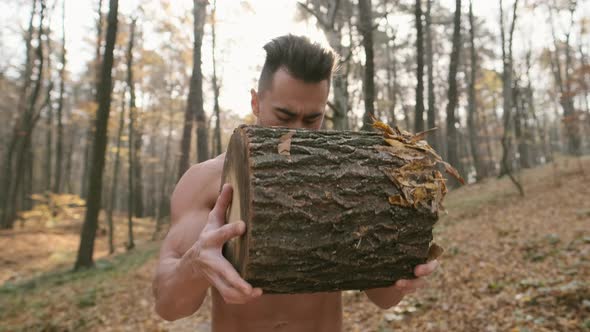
[1,156,589,332]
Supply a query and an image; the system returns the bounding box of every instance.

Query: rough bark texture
[221,125,438,294]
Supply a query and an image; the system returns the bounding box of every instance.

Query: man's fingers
[209,184,233,226]
[212,266,262,304]
[210,273,247,304]
[206,221,246,247]
[216,258,254,295]
[415,259,438,277]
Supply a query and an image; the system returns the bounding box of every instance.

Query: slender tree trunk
[126,18,137,251]
[498,0,524,196]
[445,0,462,186]
[153,106,174,239]
[211,0,222,156]
[358,0,375,130]
[425,0,437,149]
[74,0,119,269]
[467,0,485,181]
[54,0,66,193]
[82,0,104,199]
[107,92,126,254]
[193,0,208,163]
[414,0,425,133]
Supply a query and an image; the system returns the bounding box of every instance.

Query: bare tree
[445,0,462,186]
[178,0,208,178]
[75,0,119,269]
[106,91,126,254]
[425,0,438,149]
[358,0,375,130]
[193,0,208,163]
[467,0,485,181]
[414,0,425,133]
[498,0,524,196]
[53,0,66,193]
[211,0,222,156]
[126,17,137,251]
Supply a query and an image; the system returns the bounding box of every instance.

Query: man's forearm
[153,247,210,321]
[364,286,405,309]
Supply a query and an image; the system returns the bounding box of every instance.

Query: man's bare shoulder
[170,154,226,222]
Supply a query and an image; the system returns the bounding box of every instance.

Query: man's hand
[364,259,439,309]
[187,184,263,304]
[391,259,438,295]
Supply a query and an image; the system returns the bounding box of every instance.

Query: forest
[0,0,588,331]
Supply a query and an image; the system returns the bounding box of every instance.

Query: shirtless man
[152,34,438,331]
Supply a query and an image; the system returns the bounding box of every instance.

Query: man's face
[251,68,329,130]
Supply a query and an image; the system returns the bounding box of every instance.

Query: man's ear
[250,89,259,117]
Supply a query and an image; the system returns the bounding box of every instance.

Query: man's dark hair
[257,34,337,95]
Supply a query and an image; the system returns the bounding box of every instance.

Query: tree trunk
[54,0,66,193]
[126,18,137,250]
[221,125,444,293]
[425,0,437,150]
[467,0,485,181]
[211,0,222,156]
[153,106,175,239]
[358,0,375,130]
[82,0,105,200]
[75,0,119,269]
[193,0,208,163]
[414,0,425,133]
[106,92,126,254]
[445,0,462,186]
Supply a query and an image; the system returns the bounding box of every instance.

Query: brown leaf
[442,161,466,185]
[278,130,296,156]
[427,242,444,262]
[388,195,411,207]
[411,127,438,143]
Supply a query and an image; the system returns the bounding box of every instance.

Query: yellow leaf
[388,195,411,207]
[278,130,296,157]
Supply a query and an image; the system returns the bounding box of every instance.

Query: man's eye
[278,117,290,122]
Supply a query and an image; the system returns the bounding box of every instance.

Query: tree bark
[82,0,105,200]
[358,0,375,130]
[54,0,66,193]
[445,0,462,186]
[221,125,441,293]
[107,91,126,254]
[425,0,437,150]
[193,0,208,163]
[126,18,137,250]
[467,0,485,181]
[75,0,119,269]
[414,0,425,133]
[211,0,222,156]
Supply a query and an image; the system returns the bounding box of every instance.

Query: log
[221,124,448,294]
